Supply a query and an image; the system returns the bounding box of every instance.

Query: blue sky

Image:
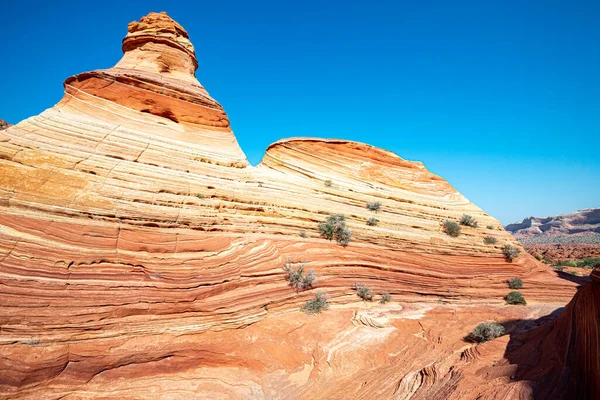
[2,0,598,224]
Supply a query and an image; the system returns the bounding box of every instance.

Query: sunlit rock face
[0,12,590,399]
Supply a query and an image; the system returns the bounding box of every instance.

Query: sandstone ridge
[0,12,589,399]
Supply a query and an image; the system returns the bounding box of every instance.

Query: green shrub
[486,225,494,230]
[319,214,353,246]
[283,260,316,291]
[506,291,526,305]
[366,201,382,212]
[196,193,205,199]
[299,231,308,238]
[466,323,505,343]
[460,214,478,228]
[554,265,564,272]
[354,283,374,301]
[507,277,523,289]
[367,217,379,226]
[503,244,521,261]
[443,220,461,237]
[379,293,392,304]
[324,179,332,187]
[484,236,497,245]
[534,255,542,261]
[575,257,600,269]
[302,292,330,315]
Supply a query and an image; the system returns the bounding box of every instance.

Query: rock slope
[0,12,589,399]
[506,208,600,261]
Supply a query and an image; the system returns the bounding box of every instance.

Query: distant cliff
[506,208,600,260]
[506,208,600,238]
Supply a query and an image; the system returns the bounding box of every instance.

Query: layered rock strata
[0,12,588,399]
[507,208,600,261]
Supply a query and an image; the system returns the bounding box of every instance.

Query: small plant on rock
[443,220,461,237]
[283,260,316,291]
[484,236,497,245]
[379,293,392,304]
[366,201,382,212]
[503,244,521,261]
[506,291,526,305]
[302,292,330,315]
[324,179,333,187]
[486,225,494,230]
[319,214,352,246]
[460,214,478,228]
[196,193,205,199]
[507,277,523,289]
[354,282,374,301]
[299,231,308,238]
[367,217,379,226]
[466,323,505,343]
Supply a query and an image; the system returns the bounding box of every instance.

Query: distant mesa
[507,208,600,261]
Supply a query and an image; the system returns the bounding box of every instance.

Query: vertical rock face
[0,12,592,399]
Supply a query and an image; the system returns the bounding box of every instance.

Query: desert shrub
[196,193,205,199]
[379,293,392,304]
[575,257,600,269]
[299,231,308,238]
[460,214,478,228]
[443,220,461,237]
[302,292,330,314]
[503,244,521,261]
[319,214,353,246]
[563,260,577,267]
[283,260,316,291]
[569,270,580,276]
[486,225,494,230]
[534,255,542,261]
[484,236,497,245]
[324,179,332,187]
[354,283,374,301]
[507,277,523,289]
[466,323,505,343]
[366,201,382,212]
[506,291,526,305]
[554,265,564,272]
[367,217,379,226]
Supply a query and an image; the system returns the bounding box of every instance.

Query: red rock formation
[0,12,592,399]
[507,208,600,262]
[0,119,11,130]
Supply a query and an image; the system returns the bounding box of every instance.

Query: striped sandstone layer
[0,12,590,399]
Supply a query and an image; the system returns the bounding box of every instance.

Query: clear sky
[2,0,598,224]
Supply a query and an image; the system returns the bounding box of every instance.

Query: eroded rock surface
[0,12,591,399]
[0,119,11,130]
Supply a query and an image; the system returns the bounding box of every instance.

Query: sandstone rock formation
[0,119,11,130]
[507,208,600,261]
[0,12,592,399]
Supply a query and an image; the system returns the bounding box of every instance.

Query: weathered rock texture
[0,12,593,399]
[0,119,11,130]
[507,208,600,261]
